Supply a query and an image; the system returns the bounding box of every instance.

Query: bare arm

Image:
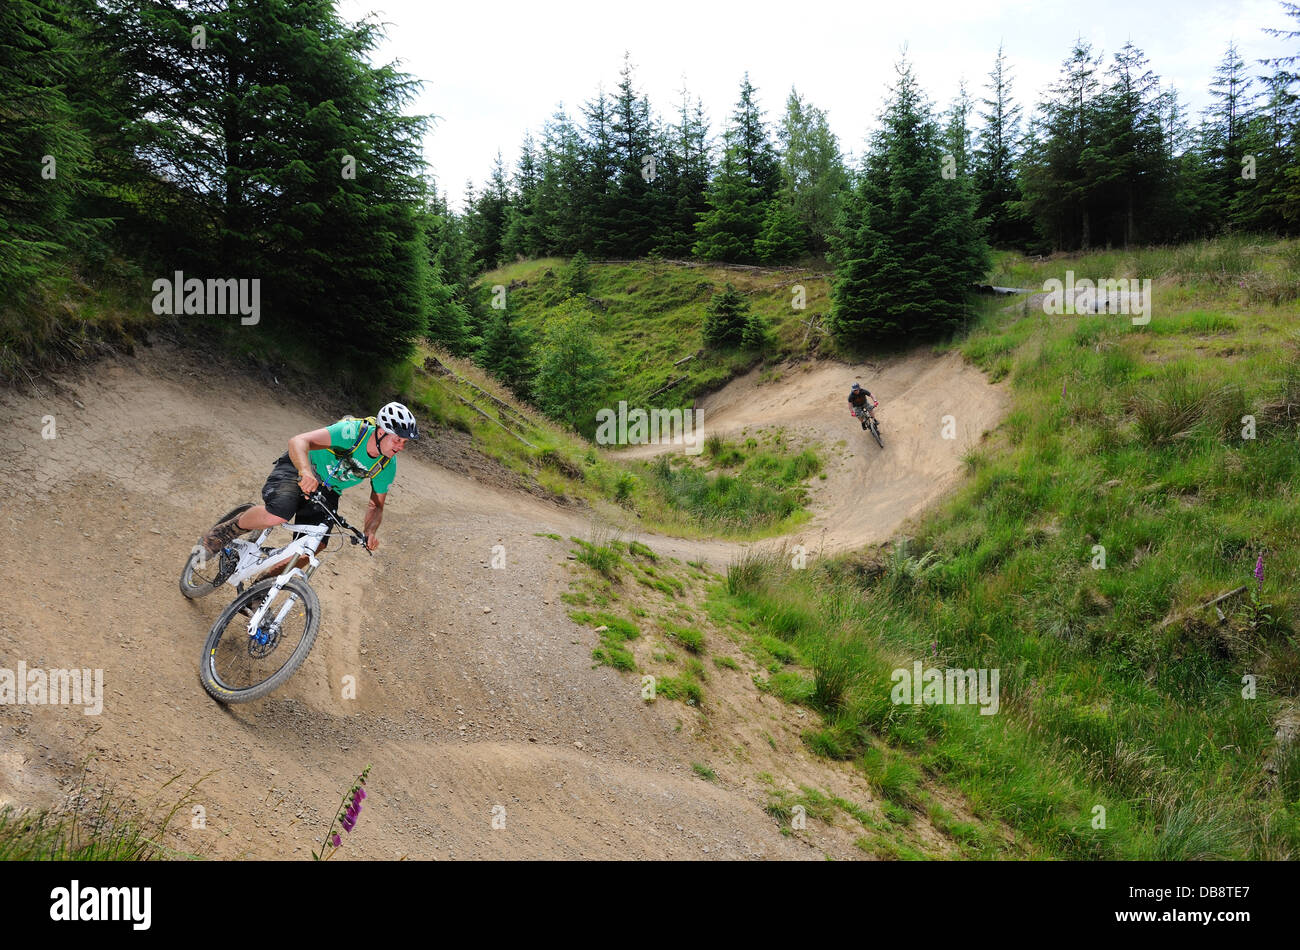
[288,427,334,494]
[363,488,386,550]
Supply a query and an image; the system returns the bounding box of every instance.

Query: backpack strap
[329,416,392,481]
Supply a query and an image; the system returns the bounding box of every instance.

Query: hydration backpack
[327,415,392,481]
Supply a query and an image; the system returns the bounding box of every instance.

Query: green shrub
[571,535,624,580]
[614,471,636,504]
[691,762,717,781]
[562,251,593,297]
[760,671,815,705]
[663,622,705,653]
[627,540,657,561]
[758,634,799,664]
[655,675,703,705]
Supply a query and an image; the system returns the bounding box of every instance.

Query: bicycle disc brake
[247,621,281,659]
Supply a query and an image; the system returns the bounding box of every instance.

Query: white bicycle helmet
[377,401,419,440]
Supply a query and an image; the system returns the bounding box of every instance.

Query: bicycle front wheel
[199,577,320,703]
[871,419,884,448]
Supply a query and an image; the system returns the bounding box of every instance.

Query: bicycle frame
[211,523,329,638]
[217,523,328,589]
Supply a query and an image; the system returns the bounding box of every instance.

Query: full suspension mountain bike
[179,492,370,703]
[853,403,884,449]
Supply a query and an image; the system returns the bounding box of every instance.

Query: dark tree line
[457,13,1300,266]
[1016,34,1298,250]
[4,0,1298,377]
[447,10,1297,352]
[458,58,848,274]
[3,0,441,371]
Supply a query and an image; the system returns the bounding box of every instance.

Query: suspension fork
[245,544,322,635]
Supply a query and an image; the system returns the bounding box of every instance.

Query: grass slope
[476,258,833,407]
[402,346,823,539]
[719,235,1300,858]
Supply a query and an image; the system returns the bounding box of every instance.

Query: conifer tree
[693,143,764,262]
[501,134,542,260]
[0,0,101,303]
[533,301,614,436]
[468,152,511,270]
[1229,72,1297,230]
[754,198,806,264]
[562,250,593,297]
[1019,38,1104,250]
[653,88,712,256]
[1093,42,1174,245]
[1203,42,1257,224]
[96,0,431,367]
[943,81,975,180]
[477,308,535,401]
[534,107,585,256]
[829,56,988,344]
[731,73,781,202]
[581,89,620,255]
[424,189,476,354]
[1262,0,1300,225]
[973,43,1030,246]
[693,75,778,262]
[608,54,660,257]
[740,308,772,351]
[702,283,751,347]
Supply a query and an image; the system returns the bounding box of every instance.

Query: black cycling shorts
[261,453,340,526]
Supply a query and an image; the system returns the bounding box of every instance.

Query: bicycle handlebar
[307,490,373,556]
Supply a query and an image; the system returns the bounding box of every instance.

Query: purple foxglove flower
[1255,554,1265,586]
[331,834,341,848]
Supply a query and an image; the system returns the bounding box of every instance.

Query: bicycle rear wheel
[199,577,320,703]
[179,504,253,599]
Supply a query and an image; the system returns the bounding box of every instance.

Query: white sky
[338,0,1295,210]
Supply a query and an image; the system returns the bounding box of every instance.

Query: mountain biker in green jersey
[197,402,419,569]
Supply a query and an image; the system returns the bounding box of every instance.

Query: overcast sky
[337,0,1295,210]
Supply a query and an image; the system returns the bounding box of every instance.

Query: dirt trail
[618,350,1008,556]
[0,342,1004,860]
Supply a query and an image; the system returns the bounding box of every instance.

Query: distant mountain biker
[847,382,878,430]
[197,402,419,571]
